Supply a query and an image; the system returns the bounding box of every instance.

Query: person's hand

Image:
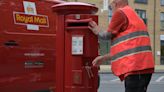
[88,21,100,35]
[92,56,104,66]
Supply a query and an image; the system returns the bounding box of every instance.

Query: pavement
[99,65,164,73]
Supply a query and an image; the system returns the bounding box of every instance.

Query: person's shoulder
[115,9,122,14]
[113,9,125,17]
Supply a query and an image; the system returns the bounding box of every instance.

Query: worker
[88,0,155,92]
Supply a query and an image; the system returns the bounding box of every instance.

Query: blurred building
[65,0,164,65]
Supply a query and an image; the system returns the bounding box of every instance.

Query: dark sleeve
[107,9,128,36]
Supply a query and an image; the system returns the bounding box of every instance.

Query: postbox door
[64,14,99,92]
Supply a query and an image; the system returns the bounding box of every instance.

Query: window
[161,40,164,65]
[108,6,113,22]
[161,0,164,6]
[161,12,164,30]
[135,9,147,24]
[135,0,147,4]
[160,35,164,65]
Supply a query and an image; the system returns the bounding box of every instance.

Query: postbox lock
[75,14,80,20]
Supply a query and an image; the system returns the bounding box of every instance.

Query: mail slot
[67,22,89,27]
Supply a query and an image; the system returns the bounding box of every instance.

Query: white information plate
[72,36,83,55]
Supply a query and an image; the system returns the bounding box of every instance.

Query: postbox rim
[52,2,98,14]
[44,0,65,4]
[53,2,95,6]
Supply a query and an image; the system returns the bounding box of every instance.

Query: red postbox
[53,2,99,92]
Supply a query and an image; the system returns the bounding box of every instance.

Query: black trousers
[124,73,152,92]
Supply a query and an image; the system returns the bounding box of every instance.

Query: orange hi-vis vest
[110,6,155,77]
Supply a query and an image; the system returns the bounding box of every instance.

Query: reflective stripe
[111,46,152,62]
[111,31,149,47]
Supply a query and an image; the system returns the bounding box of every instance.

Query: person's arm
[92,53,110,66]
[88,10,128,40]
[107,10,128,36]
[98,31,111,40]
[88,21,111,40]
[89,10,128,66]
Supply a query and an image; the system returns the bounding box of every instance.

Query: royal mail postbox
[53,2,99,92]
